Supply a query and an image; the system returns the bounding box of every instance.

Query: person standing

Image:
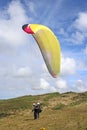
[37,102,42,118]
[32,103,39,119]
[32,102,42,119]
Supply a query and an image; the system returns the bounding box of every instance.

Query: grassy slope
[0,92,87,130]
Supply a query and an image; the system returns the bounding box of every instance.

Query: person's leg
[36,112,38,119]
[38,112,39,118]
[34,112,36,119]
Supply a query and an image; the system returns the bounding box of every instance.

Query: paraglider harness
[39,107,42,113]
[37,103,42,113]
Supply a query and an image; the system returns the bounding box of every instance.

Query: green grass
[43,92,60,101]
[0,92,87,130]
[52,103,65,110]
[0,95,45,112]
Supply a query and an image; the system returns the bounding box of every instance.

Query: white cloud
[63,28,86,45]
[77,61,87,71]
[30,78,50,90]
[40,78,49,89]
[83,45,87,54]
[74,12,87,32]
[42,63,49,75]
[24,75,57,93]
[0,65,33,78]
[69,12,87,44]
[0,67,7,77]
[0,1,29,48]
[55,78,68,93]
[27,1,36,15]
[61,54,76,76]
[70,31,85,44]
[60,12,87,45]
[14,66,32,77]
[76,80,87,92]
[59,28,68,37]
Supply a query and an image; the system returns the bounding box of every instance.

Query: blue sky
[0,0,87,99]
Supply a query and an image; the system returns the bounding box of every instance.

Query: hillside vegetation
[0,91,87,130]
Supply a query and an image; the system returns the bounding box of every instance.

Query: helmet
[33,103,36,106]
[37,102,40,105]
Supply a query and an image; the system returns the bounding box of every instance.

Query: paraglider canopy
[22,24,61,78]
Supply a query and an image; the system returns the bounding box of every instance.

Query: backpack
[39,108,42,113]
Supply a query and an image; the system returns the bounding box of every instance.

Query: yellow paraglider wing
[22,24,60,78]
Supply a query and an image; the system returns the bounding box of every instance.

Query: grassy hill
[0,91,87,130]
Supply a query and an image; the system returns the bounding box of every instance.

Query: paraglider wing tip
[22,24,34,34]
[52,73,58,78]
[22,24,28,30]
